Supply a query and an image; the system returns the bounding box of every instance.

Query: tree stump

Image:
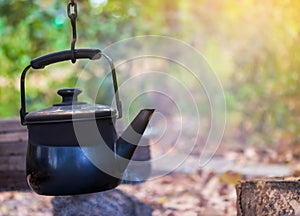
[52,189,153,216]
[236,177,300,216]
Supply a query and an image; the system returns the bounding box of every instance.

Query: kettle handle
[31,49,101,69]
[20,49,122,125]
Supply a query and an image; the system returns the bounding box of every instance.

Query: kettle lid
[24,88,117,124]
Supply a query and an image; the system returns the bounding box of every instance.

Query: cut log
[236,177,300,216]
[0,118,29,191]
[0,171,27,191]
[52,189,153,216]
[0,118,26,133]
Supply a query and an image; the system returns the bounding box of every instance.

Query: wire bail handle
[20,50,123,125]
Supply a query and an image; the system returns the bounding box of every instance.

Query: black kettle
[20,49,154,195]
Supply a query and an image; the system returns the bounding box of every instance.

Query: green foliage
[1,0,300,148]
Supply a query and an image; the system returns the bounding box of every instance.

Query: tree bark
[236,177,300,216]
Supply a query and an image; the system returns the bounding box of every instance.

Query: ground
[1,144,297,216]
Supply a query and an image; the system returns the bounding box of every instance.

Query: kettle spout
[116,109,154,171]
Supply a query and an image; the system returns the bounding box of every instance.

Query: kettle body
[26,118,122,195]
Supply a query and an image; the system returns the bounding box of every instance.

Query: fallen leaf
[219,171,243,185]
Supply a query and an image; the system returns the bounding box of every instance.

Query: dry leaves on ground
[119,170,240,215]
[0,169,239,216]
[1,145,295,215]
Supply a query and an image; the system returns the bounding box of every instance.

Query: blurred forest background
[1,0,300,150]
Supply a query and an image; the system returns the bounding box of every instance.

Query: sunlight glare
[89,0,108,7]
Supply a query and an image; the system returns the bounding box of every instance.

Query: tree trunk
[236,177,300,216]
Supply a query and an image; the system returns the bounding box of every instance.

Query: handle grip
[31,49,101,69]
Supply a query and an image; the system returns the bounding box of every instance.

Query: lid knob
[55,88,83,106]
